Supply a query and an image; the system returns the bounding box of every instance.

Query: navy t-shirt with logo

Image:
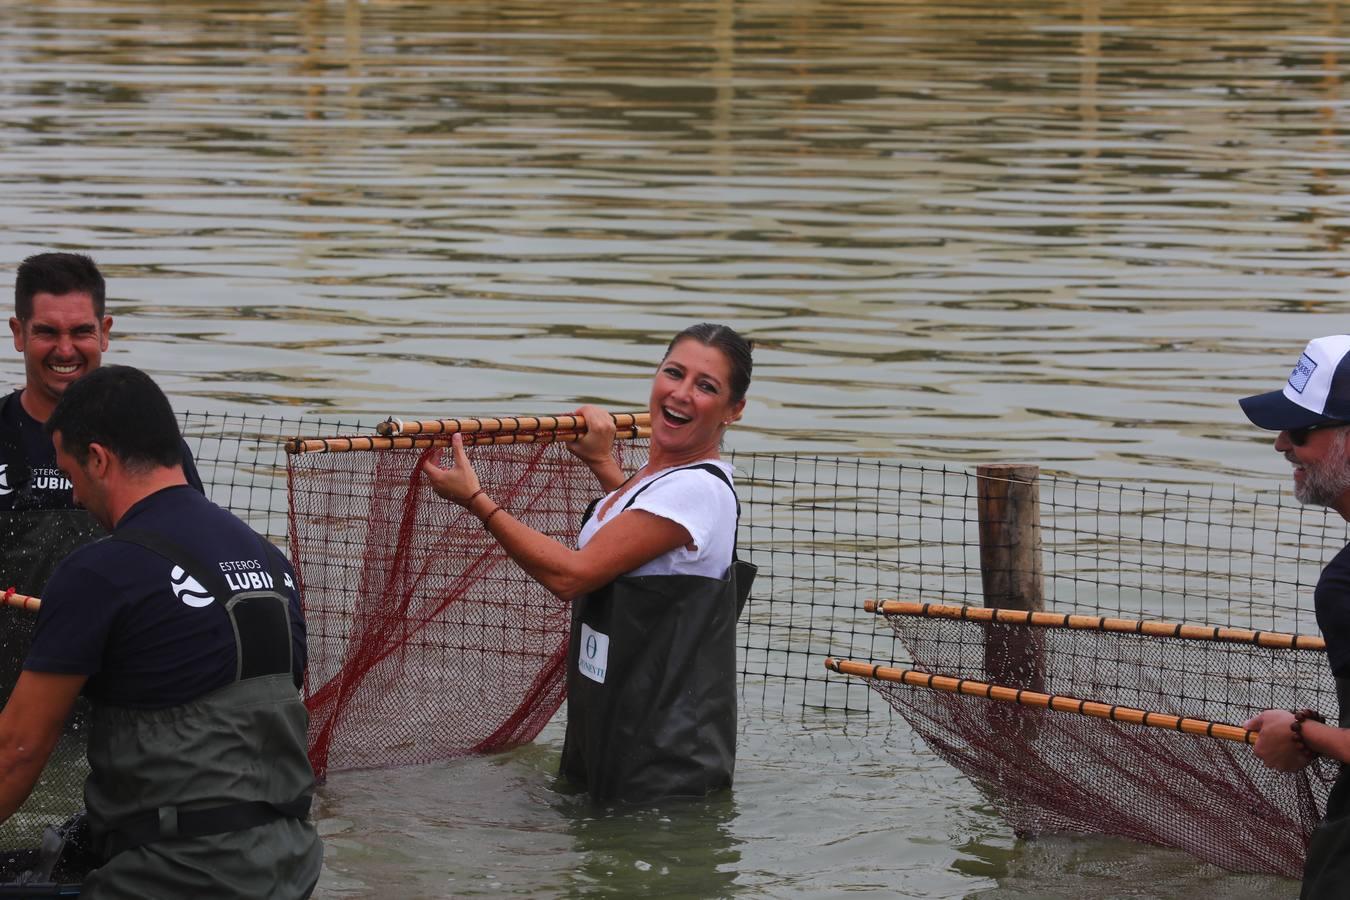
[25,485,307,709]
[1317,541,1350,679]
[0,390,204,511]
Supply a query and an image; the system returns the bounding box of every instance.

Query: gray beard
[1295,430,1350,507]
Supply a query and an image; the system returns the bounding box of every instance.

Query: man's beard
[1295,430,1350,506]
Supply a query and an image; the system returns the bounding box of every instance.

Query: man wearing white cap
[1240,335,1350,898]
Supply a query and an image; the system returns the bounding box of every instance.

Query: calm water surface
[2,1,1346,896]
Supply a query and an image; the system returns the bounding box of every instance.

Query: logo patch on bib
[578,623,609,684]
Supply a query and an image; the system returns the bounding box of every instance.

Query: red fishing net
[852,609,1335,878]
[287,433,646,780]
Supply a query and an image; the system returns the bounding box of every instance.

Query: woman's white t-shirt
[576,460,738,578]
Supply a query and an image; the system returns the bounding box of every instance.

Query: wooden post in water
[976,464,1045,702]
[976,464,1044,614]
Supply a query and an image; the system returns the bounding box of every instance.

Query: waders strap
[110,528,293,681]
[606,462,757,616]
[101,796,313,858]
[0,414,33,508]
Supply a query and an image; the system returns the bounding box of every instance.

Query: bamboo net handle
[1,589,40,613]
[287,424,650,455]
[376,412,650,437]
[865,599,1326,652]
[824,657,1256,745]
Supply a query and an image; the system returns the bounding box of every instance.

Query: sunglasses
[1289,421,1350,446]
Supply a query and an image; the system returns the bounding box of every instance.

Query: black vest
[85,530,315,867]
[560,463,752,803]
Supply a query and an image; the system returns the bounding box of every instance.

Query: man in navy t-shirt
[1,253,207,732]
[1240,336,1350,899]
[0,366,321,897]
[3,251,203,518]
[30,461,308,711]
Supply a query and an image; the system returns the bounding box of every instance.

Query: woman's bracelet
[464,487,485,508]
[482,506,505,531]
[1291,708,1326,757]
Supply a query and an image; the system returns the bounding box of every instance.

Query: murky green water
[3,0,1345,895]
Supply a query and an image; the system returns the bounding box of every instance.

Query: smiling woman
[422,322,755,803]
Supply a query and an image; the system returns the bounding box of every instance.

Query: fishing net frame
[286,413,651,780]
[827,602,1336,878]
[169,413,1344,719]
[4,408,1343,882]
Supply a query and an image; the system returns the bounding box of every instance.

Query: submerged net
[287,417,647,780]
[843,603,1335,878]
[0,511,99,886]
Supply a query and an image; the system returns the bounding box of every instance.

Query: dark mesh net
[0,511,102,886]
[4,407,1343,884]
[857,610,1335,879]
[288,435,646,780]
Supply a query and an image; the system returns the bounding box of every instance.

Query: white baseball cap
[1240,335,1350,431]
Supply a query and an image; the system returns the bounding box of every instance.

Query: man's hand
[0,671,86,824]
[1244,709,1313,773]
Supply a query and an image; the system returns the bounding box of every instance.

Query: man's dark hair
[45,365,183,471]
[15,252,106,321]
[663,323,754,403]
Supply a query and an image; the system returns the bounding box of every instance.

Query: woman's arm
[483,505,690,601]
[422,433,689,601]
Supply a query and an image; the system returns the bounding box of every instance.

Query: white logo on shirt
[0,464,9,496]
[283,573,294,591]
[29,468,70,492]
[170,565,215,608]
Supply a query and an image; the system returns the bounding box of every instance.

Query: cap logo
[1289,353,1318,394]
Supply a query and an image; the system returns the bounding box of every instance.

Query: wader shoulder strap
[110,528,293,681]
[1337,675,1350,728]
[618,462,738,516]
[0,403,33,505]
[617,462,757,616]
[579,463,736,527]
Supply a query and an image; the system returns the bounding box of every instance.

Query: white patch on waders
[0,464,9,496]
[578,623,609,684]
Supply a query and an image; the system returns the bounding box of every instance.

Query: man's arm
[0,671,87,823]
[1246,708,1350,771]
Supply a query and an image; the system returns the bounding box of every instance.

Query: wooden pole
[0,589,40,613]
[824,657,1256,745]
[975,464,1043,613]
[865,599,1326,652]
[975,464,1045,723]
[287,425,650,455]
[376,412,649,437]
